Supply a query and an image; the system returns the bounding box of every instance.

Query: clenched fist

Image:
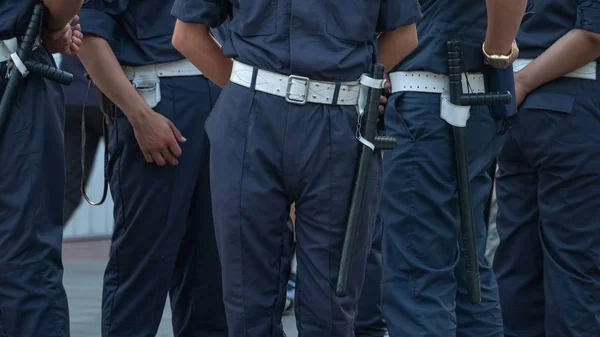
[43,15,83,56]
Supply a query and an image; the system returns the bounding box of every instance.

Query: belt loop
[250,67,258,90]
[331,82,341,105]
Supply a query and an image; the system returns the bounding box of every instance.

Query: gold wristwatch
[482,42,517,69]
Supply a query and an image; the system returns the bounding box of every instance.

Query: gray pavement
[62,241,298,337]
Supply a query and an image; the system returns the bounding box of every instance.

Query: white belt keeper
[355,74,387,150]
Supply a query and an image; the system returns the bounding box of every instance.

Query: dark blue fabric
[483,64,517,120]
[518,0,600,60]
[102,76,226,337]
[380,92,504,337]
[0,0,41,40]
[205,82,383,337]
[395,0,487,74]
[0,49,70,337]
[78,0,186,66]
[171,0,422,81]
[60,55,99,108]
[355,214,387,337]
[493,78,600,337]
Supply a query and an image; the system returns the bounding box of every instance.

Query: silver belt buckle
[285,75,310,105]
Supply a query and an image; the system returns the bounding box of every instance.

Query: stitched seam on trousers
[327,108,333,337]
[408,143,426,337]
[151,84,178,328]
[238,91,257,336]
[106,112,125,335]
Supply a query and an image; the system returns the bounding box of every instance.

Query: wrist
[482,41,518,69]
[123,100,153,126]
[482,42,512,56]
[514,69,536,94]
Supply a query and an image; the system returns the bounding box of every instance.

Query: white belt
[0,38,18,63]
[389,71,486,95]
[513,59,597,80]
[122,59,202,81]
[229,60,360,105]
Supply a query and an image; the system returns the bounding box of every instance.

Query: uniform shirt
[517,0,600,59]
[78,0,187,66]
[0,0,41,40]
[171,0,422,82]
[395,0,487,74]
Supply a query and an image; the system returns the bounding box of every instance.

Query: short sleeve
[377,0,423,32]
[171,0,232,27]
[78,0,129,43]
[576,0,600,34]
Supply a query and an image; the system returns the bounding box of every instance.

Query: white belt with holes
[229,60,361,105]
[389,71,486,94]
[513,59,597,80]
[0,38,18,63]
[122,59,203,81]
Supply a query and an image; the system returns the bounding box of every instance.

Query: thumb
[169,121,186,143]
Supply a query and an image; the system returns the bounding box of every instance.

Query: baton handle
[24,61,73,85]
[336,63,385,297]
[447,40,512,107]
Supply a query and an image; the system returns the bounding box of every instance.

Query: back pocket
[326,0,379,42]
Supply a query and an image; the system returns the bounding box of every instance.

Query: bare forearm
[43,0,82,30]
[485,0,527,54]
[78,35,151,124]
[378,24,418,73]
[517,29,600,92]
[172,20,232,88]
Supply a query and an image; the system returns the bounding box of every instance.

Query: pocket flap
[521,92,575,114]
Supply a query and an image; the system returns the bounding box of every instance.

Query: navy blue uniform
[493,1,600,336]
[380,1,504,336]
[78,1,226,336]
[171,0,421,336]
[0,1,70,336]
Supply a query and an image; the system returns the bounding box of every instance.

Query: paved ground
[62,240,298,337]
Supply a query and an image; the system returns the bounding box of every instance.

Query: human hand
[378,74,392,118]
[43,15,83,56]
[131,110,186,166]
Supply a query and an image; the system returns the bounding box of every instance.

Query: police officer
[171,0,421,335]
[380,0,526,336]
[493,1,600,335]
[76,1,226,336]
[0,1,82,336]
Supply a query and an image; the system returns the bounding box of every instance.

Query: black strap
[81,79,108,206]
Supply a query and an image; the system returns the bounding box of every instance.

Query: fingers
[142,151,154,163]
[152,152,167,166]
[70,15,80,26]
[169,122,186,143]
[162,147,180,166]
[379,94,387,113]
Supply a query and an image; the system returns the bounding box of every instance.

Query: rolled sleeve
[576,0,600,34]
[171,0,232,27]
[78,0,128,43]
[377,0,422,32]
